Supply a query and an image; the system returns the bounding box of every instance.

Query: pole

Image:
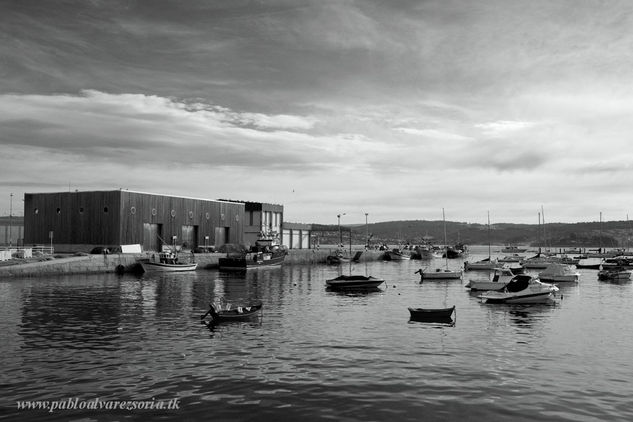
[337,214,341,246]
[9,193,13,248]
[365,213,369,249]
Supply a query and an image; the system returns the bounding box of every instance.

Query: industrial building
[23,190,247,253]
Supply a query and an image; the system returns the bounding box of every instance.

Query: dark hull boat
[200,302,263,325]
[218,234,287,271]
[325,275,385,290]
[408,305,455,322]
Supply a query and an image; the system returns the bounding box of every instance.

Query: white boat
[415,267,462,280]
[140,252,198,272]
[464,257,498,271]
[538,263,580,283]
[465,267,515,291]
[498,254,525,263]
[478,274,559,304]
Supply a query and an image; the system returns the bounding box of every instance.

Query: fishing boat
[538,263,580,283]
[385,248,412,261]
[408,305,455,322]
[139,251,198,272]
[325,275,385,290]
[465,267,515,291]
[218,233,287,271]
[478,274,559,304]
[200,302,263,325]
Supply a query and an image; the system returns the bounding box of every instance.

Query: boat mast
[443,208,448,269]
[487,211,491,260]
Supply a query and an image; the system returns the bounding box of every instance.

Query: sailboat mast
[487,211,491,259]
[443,208,448,269]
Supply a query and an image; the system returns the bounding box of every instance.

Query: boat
[465,267,515,291]
[218,233,287,271]
[478,274,559,304]
[597,267,631,282]
[522,253,557,270]
[326,250,362,265]
[538,263,580,283]
[200,302,263,325]
[139,251,198,272]
[420,209,462,280]
[325,275,385,290]
[385,248,412,261]
[464,212,497,271]
[408,305,455,322]
[501,245,527,253]
[415,267,462,280]
[464,257,499,271]
[498,254,525,263]
[576,258,603,269]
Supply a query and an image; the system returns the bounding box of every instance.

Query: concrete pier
[0,248,388,278]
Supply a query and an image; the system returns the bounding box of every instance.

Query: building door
[143,223,162,252]
[181,225,197,249]
[214,227,229,248]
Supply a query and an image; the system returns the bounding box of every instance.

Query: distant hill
[321,219,633,248]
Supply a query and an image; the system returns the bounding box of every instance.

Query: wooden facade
[24,190,244,252]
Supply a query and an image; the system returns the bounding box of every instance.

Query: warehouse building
[23,190,246,253]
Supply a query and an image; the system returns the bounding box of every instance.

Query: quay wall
[0,249,388,278]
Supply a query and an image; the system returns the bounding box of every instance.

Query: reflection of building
[0,216,24,246]
[24,190,245,252]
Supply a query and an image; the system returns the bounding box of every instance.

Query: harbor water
[1,245,632,421]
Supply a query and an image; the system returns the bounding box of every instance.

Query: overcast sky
[2,0,633,225]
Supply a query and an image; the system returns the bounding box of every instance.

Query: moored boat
[597,267,631,282]
[465,267,515,291]
[501,245,527,253]
[408,305,455,322]
[415,267,462,280]
[218,234,287,271]
[139,252,198,273]
[538,263,580,283]
[464,257,498,271]
[478,274,559,304]
[325,275,385,290]
[200,302,263,325]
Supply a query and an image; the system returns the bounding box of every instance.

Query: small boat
[139,252,198,272]
[415,267,462,280]
[501,245,527,253]
[464,257,498,271]
[327,250,363,265]
[538,263,580,283]
[597,267,631,282]
[465,267,515,291]
[200,302,263,325]
[478,274,559,304]
[218,234,287,271]
[408,305,455,322]
[576,258,603,269]
[522,254,557,270]
[498,254,525,263]
[325,275,385,290]
[385,248,412,261]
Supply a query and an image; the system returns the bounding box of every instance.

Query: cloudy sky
[2,0,633,225]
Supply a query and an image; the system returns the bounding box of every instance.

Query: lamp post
[337,213,346,247]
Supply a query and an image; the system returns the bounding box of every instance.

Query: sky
[2,0,633,226]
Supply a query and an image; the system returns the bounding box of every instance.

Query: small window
[171,209,176,218]
[205,212,210,220]
[188,211,193,219]
[130,206,136,215]
[151,208,157,216]
[56,208,61,214]
[220,213,225,221]
[104,207,109,213]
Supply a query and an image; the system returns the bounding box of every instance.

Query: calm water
[2,246,632,421]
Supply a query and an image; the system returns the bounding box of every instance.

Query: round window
[205,212,210,220]
[171,209,176,218]
[130,206,136,215]
[151,208,157,216]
